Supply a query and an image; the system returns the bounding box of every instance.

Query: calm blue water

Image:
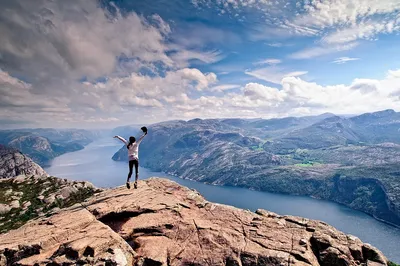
[45,138,400,263]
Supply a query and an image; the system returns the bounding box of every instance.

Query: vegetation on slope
[0,175,101,233]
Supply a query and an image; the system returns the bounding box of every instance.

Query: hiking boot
[126,182,131,189]
[134,181,138,189]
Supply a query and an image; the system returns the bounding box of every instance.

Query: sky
[1,0,400,128]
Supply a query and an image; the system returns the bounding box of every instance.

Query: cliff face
[0,178,389,266]
[0,145,47,178]
[0,129,96,166]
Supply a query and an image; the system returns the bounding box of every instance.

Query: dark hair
[127,136,136,149]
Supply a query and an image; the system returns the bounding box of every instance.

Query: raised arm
[136,133,147,145]
[113,135,127,145]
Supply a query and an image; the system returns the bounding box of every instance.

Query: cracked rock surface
[0,178,389,266]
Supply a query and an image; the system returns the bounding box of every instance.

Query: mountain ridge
[112,109,400,226]
[0,129,97,166]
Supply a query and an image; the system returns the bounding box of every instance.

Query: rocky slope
[0,145,47,178]
[0,174,100,233]
[0,178,391,266]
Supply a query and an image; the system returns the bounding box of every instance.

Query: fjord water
[45,138,400,263]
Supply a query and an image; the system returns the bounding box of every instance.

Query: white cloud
[177,68,218,90]
[6,67,399,126]
[224,70,400,117]
[266,42,283,47]
[170,50,223,67]
[209,84,241,92]
[0,70,68,110]
[0,0,226,127]
[2,0,400,127]
[155,68,400,121]
[174,68,400,120]
[387,69,400,79]
[245,67,308,84]
[0,0,173,81]
[332,57,360,64]
[294,0,400,29]
[322,21,400,44]
[254,58,281,65]
[192,0,274,11]
[243,83,286,102]
[223,0,400,57]
[289,42,359,59]
[290,0,400,47]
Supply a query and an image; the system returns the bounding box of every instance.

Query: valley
[112,110,400,227]
[0,128,99,166]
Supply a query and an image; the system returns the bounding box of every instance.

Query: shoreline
[155,169,400,229]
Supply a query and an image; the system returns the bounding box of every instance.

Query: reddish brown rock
[0,178,389,266]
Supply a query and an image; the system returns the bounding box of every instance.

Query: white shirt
[115,135,145,160]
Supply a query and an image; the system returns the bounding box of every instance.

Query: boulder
[59,186,78,198]
[0,205,11,215]
[9,200,20,209]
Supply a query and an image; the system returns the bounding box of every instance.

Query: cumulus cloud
[387,69,400,79]
[0,0,223,127]
[148,68,400,121]
[0,0,173,82]
[10,64,400,126]
[0,70,68,111]
[1,0,400,127]
[225,70,400,117]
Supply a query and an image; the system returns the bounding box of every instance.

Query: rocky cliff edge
[0,178,389,266]
[0,145,47,178]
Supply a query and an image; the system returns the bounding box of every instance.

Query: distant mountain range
[0,129,98,166]
[112,109,400,226]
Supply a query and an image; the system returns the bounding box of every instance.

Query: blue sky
[111,0,400,84]
[0,0,400,128]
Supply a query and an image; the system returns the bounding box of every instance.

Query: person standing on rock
[113,127,148,189]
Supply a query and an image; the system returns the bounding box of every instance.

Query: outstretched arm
[136,132,147,145]
[113,135,127,145]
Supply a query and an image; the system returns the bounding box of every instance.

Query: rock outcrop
[0,175,100,233]
[0,178,389,266]
[0,145,47,178]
